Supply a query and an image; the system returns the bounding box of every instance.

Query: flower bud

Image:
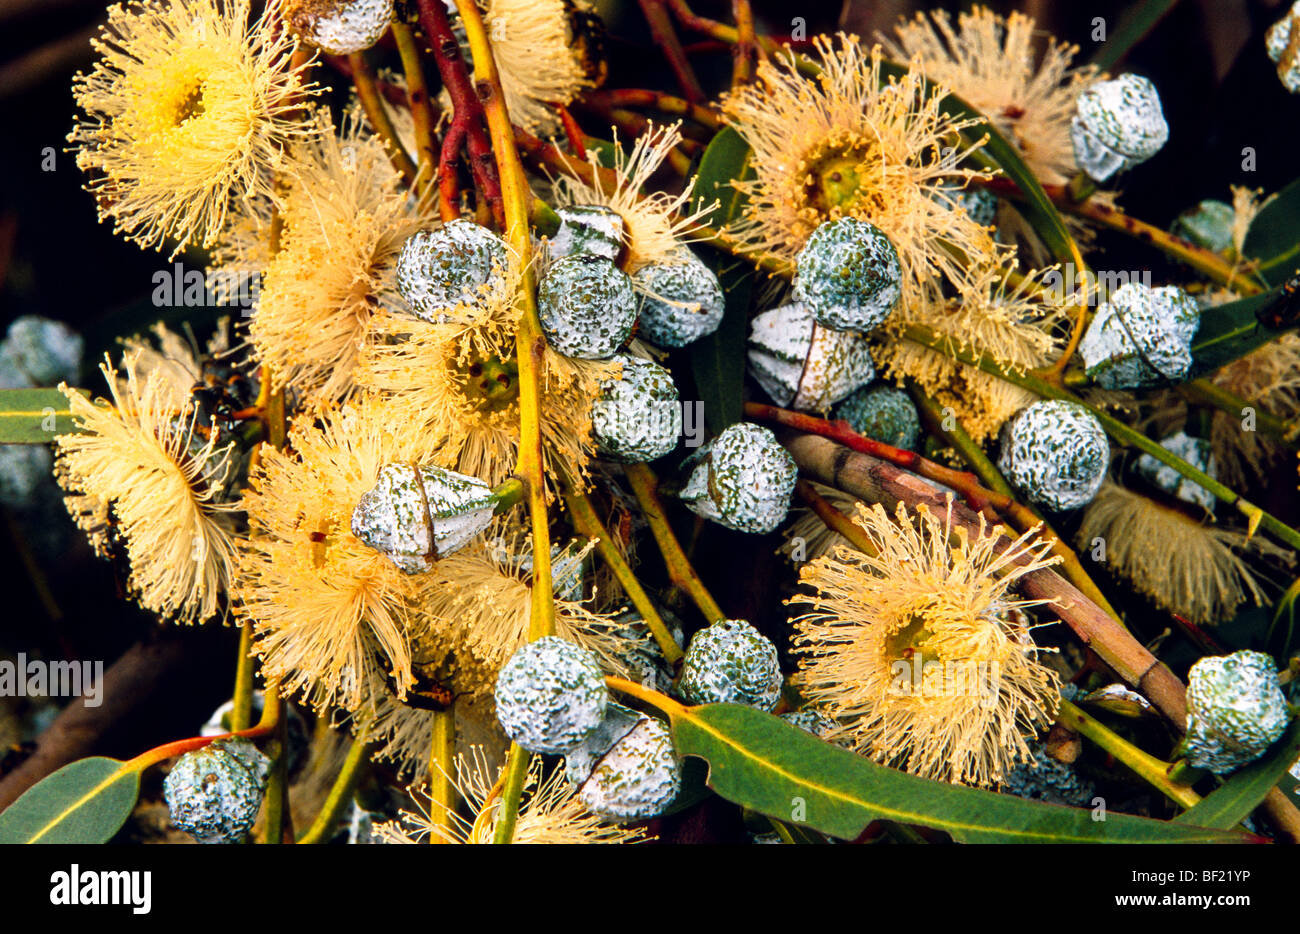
[632,249,725,348]
[537,254,637,359]
[351,463,502,573]
[1267,3,1300,93]
[395,221,509,324]
[546,205,625,264]
[1134,432,1216,513]
[1070,74,1169,182]
[163,737,270,844]
[679,423,797,533]
[494,637,610,755]
[1185,650,1289,774]
[592,355,682,462]
[677,618,782,710]
[286,0,394,55]
[1079,282,1200,388]
[747,302,874,411]
[792,217,902,333]
[1172,200,1235,253]
[569,710,681,822]
[833,383,921,450]
[998,400,1109,510]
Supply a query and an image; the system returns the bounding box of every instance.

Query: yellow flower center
[803,143,883,216]
[459,355,519,414]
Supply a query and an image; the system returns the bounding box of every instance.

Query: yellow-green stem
[428,706,457,843]
[230,623,256,732]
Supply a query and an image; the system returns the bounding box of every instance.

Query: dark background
[0,0,1297,809]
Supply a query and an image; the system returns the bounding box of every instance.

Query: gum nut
[1001,744,1098,808]
[747,302,875,412]
[1185,650,1290,774]
[493,636,609,755]
[833,383,921,450]
[351,463,499,573]
[791,217,902,333]
[563,701,645,787]
[1134,431,1217,513]
[677,618,783,710]
[1172,200,1236,253]
[0,444,52,507]
[395,220,509,323]
[547,205,626,263]
[4,315,83,386]
[781,709,838,739]
[933,180,999,228]
[592,355,682,462]
[537,254,638,359]
[577,716,681,822]
[163,737,270,844]
[1079,282,1200,388]
[1268,4,1300,92]
[679,422,797,533]
[286,0,394,54]
[1070,74,1169,182]
[632,250,726,348]
[997,400,1109,511]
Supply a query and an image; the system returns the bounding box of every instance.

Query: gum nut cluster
[998,400,1110,511]
[679,422,798,533]
[395,220,509,324]
[1079,283,1201,389]
[1172,200,1236,253]
[546,205,625,264]
[833,383,922,450]
[677,618,783,709]
[1184,651,1290,774]
[1001,745,1097,808]
[781,709,837,739]
[792,217,902,333]
[493,637,610,755]
[632,249,726,348]
[1070,74,1169,182]
[574,712,682,822]
[591,355,682,462]
[0,315,83,388]
[746,302,875,412]
[538,254,637,359]
[285,0,393,55]
[351,462,500,573]
[1134,432,1217,513]
[1267,3,1300,93]
[163,737,271,845]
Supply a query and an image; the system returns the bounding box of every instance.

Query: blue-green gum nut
[163,737,270,844]
[677,619,782,709]
[547,205,625,263]
[632,249,725,348]
[537,254,637,359]
[3,315,83,386]
[781,709,837,739]
[833,383,921,450]
[679,422,797,533]
[0,444,52,507]
[493,636,609,755]
[286,0,394,55]
[932,180,998,228]
[747,302,874,412]
[1185,650,1290,774]
[395,220,508,323]
[576,715,681,822]
[1000,744,1097,807]
[997,400,1109,511]
[1079,282,1200,388]
[592,355,682,462]
[351,463,499,573]
[792,217,902,333]
[1070,74,1169,182]
[1134,431,1217,513]
[1172,200,1236,253]
[1267,4,1300,93]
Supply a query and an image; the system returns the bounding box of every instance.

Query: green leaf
[0,757,140,844]
[1187,285,1288,377]
[671,704,1250,843]
[1243,178,1300,287]
[1089,0,1183,71]
[690,125,754,226]
[1175,718,1300,831]
[0,388,82,444]
[689,249,752,434]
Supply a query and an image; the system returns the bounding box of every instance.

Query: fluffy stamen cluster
[792,500,1062,787]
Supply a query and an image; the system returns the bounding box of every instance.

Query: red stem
[637,0,707,103]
